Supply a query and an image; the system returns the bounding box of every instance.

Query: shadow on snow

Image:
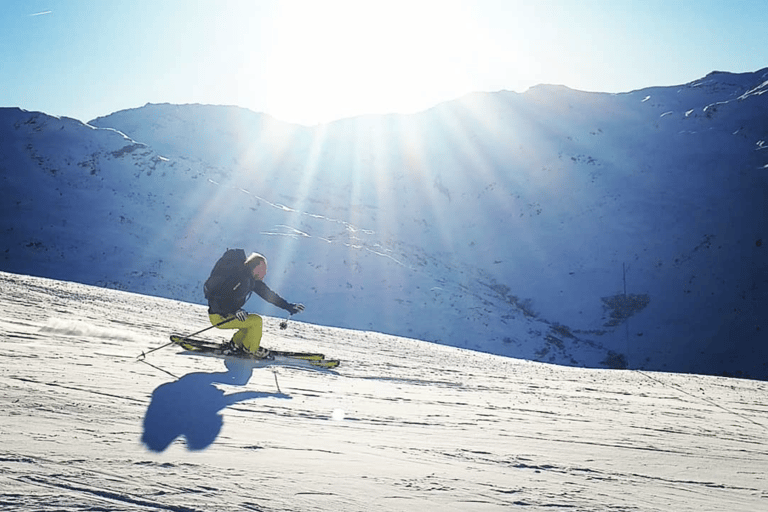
[142,358,289,452]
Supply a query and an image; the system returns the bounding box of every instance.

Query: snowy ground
[1,271,767,511]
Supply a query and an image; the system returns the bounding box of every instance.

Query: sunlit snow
[1,272,767,510]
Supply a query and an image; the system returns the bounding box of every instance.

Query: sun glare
[207,2,547,308]
[256,0,484,125]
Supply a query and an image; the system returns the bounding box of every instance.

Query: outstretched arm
[252,280,303,314]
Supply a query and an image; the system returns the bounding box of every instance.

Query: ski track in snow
[208,174,407,271]
[1,271,767,511]
[237,186,410,268]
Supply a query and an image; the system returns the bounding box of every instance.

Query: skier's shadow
[142,358,289,452]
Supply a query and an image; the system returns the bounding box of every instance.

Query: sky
[1,0,766,126]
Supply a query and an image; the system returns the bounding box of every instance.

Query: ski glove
[287,303,305,315]
[235,309,248,322]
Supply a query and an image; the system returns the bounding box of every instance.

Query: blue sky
[1,0,766,125]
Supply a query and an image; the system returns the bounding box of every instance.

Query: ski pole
[180,315,237,340]
[137,341,174,360]
[279,312,293,330]
[137,316,236,359]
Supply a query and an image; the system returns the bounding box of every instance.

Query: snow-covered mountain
[2,68,767,378]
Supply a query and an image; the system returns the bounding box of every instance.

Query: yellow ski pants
[209,313,263,353]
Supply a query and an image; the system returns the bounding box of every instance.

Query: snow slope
[1,68,767,379]
[1,271,767,511]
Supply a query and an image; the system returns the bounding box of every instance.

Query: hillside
[2,68,767,378]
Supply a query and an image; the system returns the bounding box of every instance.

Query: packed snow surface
[1,272,766,511]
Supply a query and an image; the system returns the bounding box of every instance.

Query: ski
[169,334,339,369]
[170,334,325,359]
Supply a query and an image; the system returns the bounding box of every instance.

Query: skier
[204,249,304,357]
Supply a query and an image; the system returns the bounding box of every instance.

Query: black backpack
[204,249,249,313]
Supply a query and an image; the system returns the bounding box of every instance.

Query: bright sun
[255,1,485,125]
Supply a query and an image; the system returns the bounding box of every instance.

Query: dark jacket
[207,268,292,316]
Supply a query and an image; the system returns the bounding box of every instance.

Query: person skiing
[204,249,304,357]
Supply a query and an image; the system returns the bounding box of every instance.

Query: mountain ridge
[2,68,766,378]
